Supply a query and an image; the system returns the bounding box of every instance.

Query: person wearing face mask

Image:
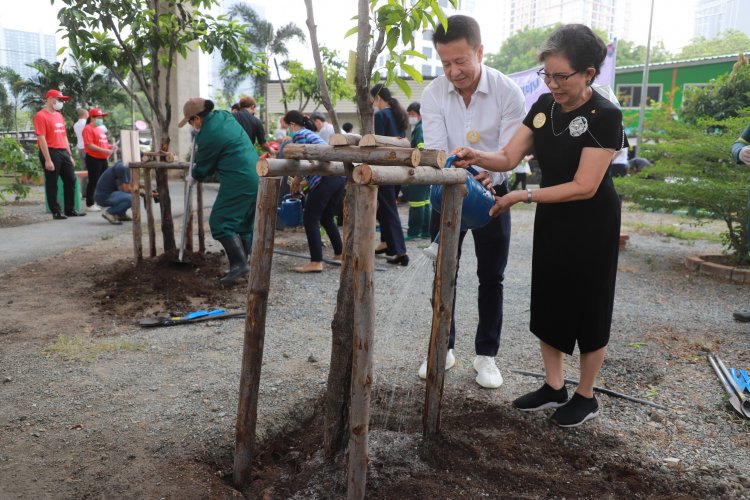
[33,89,86,220]
[419,15,525,389]
[404,101,430,241]
[83,107,117,213]
[281,110,345,273]
[178,97,259,285]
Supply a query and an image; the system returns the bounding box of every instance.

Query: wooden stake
[346,184,378,500]
[233,177,281,488]
[423,183,464,440]
[129,165,142,262]
[281,144,420,167]
[143,167,156,257]
[256,158,346,177]
[330,133,362,146]
[353,164,467,186]
[419,149,447,169]
[358,133,410,148]
[197,183,205,254]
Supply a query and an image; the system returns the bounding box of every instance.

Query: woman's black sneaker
[513,383,568,411]
[551,393,599,427]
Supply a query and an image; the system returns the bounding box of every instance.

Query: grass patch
[44,335,145,361]
[625,222,722,242]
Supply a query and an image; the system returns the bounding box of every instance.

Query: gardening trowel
[708,354,750,419]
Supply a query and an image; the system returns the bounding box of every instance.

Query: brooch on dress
[569,116,588,137]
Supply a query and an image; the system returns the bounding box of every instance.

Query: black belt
[493,182,509,197]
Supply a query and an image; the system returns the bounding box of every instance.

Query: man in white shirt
[420,14,525,389]
[311,112,335,143]
[73,108,88,168]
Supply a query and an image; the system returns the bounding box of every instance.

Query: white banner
[508,41,617,111]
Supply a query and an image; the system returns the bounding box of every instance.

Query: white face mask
[409,117,419,126]
[189,124,199,135]
[53,100,64,111]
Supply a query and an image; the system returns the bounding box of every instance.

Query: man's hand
[472,170,494,191]
[740,145,750,165]
[44,159,54,171]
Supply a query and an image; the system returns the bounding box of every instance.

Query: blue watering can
[424,155,497,260]
[278,194,304,228]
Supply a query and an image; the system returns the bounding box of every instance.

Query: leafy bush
[681,55,750,124]
[615,106,750,264]
[0,138,40,201]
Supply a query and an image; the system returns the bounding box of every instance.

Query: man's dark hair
[538,24,607,82]
[310,112,326,122]
[342,122,353,133]
[230,103,240,112]
[432,15,481,49]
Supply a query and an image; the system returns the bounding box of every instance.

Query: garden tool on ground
[708,354,750,419]
[139,308,246,327]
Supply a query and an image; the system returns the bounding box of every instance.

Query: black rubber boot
[242,231,253,260]
[218,235,249,285]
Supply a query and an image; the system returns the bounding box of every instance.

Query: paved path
[0,181,217,274]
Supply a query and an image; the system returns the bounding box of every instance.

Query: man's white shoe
[473,355,503,389]
[86,204,102,212]
[418,349,455,380]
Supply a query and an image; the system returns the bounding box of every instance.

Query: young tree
[484,25,558,74]
[282,49,355,113]
[223,3,306,120]
[615,39,672,66]
[0,67,24,133]
[57,0,261,252]
[682,54,750,123]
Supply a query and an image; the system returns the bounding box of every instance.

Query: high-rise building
[0,28,57,79]
[499,0,618,42]
[694,0,748,39]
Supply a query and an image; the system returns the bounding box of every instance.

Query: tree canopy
[678,30,750,60]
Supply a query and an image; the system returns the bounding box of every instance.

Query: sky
[5,0,699,72]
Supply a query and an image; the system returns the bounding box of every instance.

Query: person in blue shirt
[732,123,750,322]
[370,83,410,266]
[94,161,132,225]
[283,110,346,273]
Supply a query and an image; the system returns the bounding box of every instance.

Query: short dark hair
[230,103,240,111]
[432,15,481,50]
[342,122,353,133]
[407,102,420,114]
[310,112,326,122]
[239,96,256,109]
[197,99,214,118]
[538,24,607,82]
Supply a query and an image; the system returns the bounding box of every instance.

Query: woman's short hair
[431,15,481,50]
[197,99,214,118]
[407,102,421,115]
[538,24,607,82]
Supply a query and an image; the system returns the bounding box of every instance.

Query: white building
[0,27,56,79]
[694,0,748,39]
[498,0,618,42]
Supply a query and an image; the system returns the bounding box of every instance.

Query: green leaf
[394,76,411,97]
[402,50,427,60]
[386,27,400,51]
[56,46,67,56]
[401,63,423,84]
[344,25,359,38]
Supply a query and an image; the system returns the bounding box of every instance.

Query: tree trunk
[156,134,176,252]
[274,57,288,113]
[281,144,420,167]
[352,164,467,185]
[304,0,340,133]
[325,163,357,458]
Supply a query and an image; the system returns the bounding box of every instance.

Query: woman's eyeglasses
[536,69,580,84]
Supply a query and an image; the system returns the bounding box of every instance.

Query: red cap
[88,107,108,118]
[45,89,70,101]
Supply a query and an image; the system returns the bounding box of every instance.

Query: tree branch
[367,29,386,77]
[303,0,340,133]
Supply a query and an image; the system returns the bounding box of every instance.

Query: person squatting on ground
[731,122,750,323]
[178,97,259,285]
[94,161,133,225]
[370,83,410,266]
[282,110,345,273]
[510,154,533,190]
[34,89,87,220]
[453,24,625,427]
[83,107,117,212]
[404,101,431,241]
[420,15,525,389]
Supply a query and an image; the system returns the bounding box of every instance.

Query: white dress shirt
[73,118,86,151]
[421,65,525,185]
[318,122,335,143]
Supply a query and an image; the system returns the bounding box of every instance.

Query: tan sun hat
[178,97,206,128]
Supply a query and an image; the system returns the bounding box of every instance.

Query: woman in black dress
[452,24,623,427]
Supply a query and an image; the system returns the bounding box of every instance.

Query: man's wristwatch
[525,188,532,204]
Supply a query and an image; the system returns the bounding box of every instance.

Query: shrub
[0,138,40,202]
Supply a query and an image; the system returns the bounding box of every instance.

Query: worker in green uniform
[178,97,259,285]
[405,101,430,240]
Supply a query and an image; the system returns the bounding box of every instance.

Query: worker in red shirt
[33,89,86,219]
[82,107,117,211]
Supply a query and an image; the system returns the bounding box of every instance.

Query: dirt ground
[1,195,749,499]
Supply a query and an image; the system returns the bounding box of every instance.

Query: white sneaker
[86,204,102,212]
[473,355,503,389]
[101,209,122,225]
[418,349,455,379]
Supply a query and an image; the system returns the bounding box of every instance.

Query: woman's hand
[290,176,302,194]
[450,146,481,168]
[489,191,524,217]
